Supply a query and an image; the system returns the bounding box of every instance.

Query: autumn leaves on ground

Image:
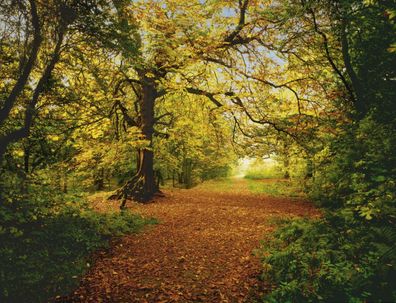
[66,178,319,302]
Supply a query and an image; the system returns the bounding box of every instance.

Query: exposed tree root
[108,175,160,209]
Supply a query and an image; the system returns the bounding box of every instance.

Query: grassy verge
[246,178,305,198]
[194,177,235,192]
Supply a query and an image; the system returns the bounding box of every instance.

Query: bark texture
[109,74,159,207]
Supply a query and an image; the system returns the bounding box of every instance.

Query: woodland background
[0,0,395,302]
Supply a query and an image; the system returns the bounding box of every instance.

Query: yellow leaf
[13,150,24,157]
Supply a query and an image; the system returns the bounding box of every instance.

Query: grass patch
[244,170,283,180]
[246,179,304,198]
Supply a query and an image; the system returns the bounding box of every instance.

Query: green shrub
[259,115,396,303]
[259,214,396,302]
[0,173,155,303]
[310,117,396,217]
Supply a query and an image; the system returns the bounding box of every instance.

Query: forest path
[68,178,319,303]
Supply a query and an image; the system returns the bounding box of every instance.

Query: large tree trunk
[109,74,159,208]
[138,74,157,196]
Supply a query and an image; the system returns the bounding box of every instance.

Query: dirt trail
[67,178,319,303]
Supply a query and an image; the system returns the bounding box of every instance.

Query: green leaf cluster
[259,215,396,302]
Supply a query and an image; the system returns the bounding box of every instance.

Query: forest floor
[66,178,319,303]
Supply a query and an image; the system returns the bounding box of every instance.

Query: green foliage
[259,215,396,303]
[258,104,396,303]
[257,0,396,300]
[0,173,154,303]
[242,165,291,180]
[310,116,396,219]
[201,165,232,181]
[259,116,396,303]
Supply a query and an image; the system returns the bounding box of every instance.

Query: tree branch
[154,112,173,126]
[0,0,42,126]
[111,100,139,127]
[340,18,365,115]
[0,22,66,159]
[224,0,249,44]
[185,87,223,107]
[307,5,356,104]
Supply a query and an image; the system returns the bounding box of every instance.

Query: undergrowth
[0,173,155,303]
[258,116,396,302]
[259,214,396,302]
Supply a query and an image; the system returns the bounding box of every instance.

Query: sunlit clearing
[233,157,278,178]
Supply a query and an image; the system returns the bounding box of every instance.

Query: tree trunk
[94,168,105,191]
[109,74,159,208]
[63,173,68,193]
[183,158,193,189]
[340,19,366,117]
[283,157,290,179]
[135,74,157,196]
[178,172,184,184]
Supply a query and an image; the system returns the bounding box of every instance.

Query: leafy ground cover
[0,183,155,303]
[63,178,319,302]
[258,215,396,303]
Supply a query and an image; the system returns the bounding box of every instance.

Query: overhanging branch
[185,87,223,107]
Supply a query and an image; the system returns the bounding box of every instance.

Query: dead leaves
[66,179,319,302]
